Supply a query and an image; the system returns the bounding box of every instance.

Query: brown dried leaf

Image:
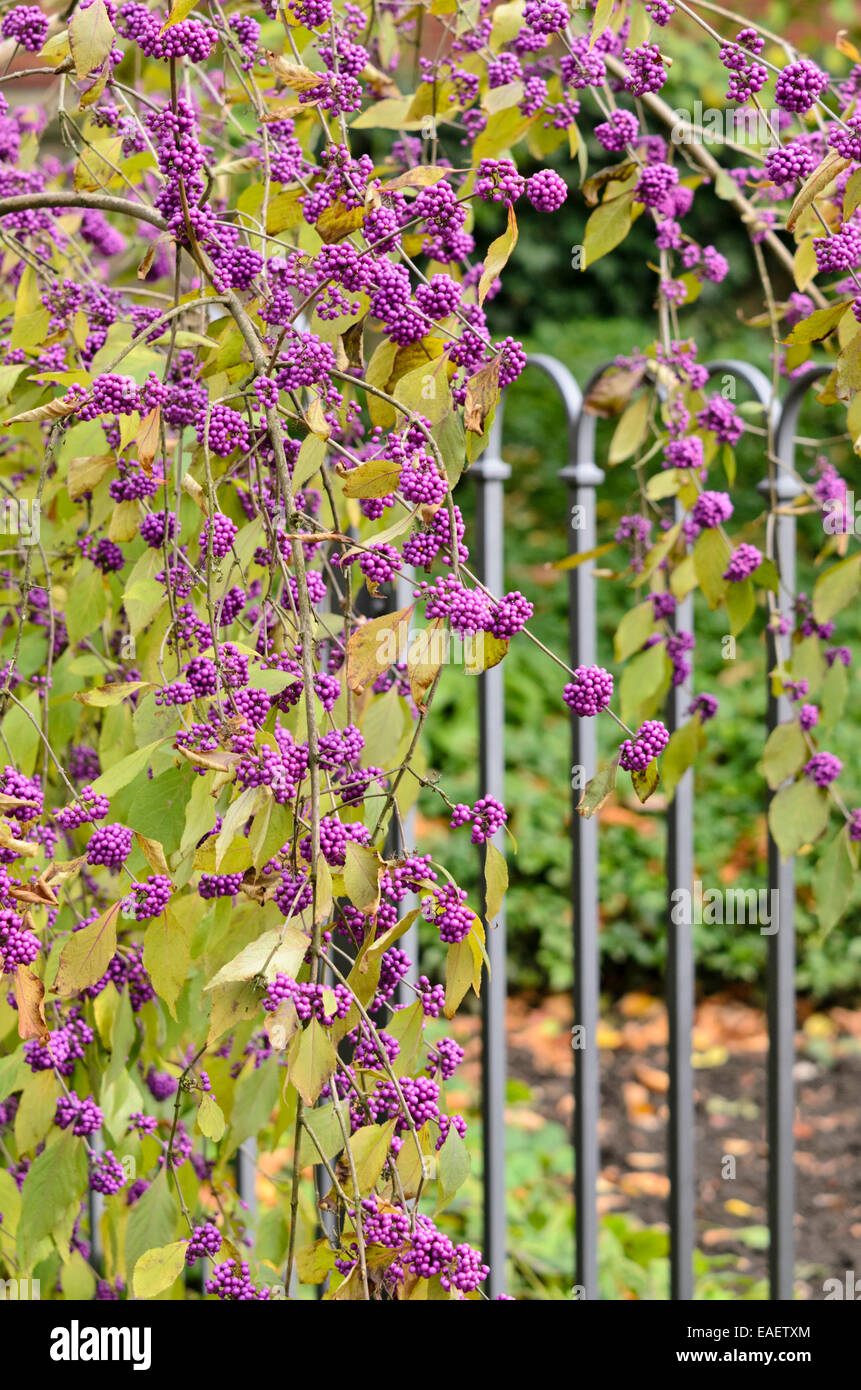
[340,316,366,371]
[137,406,160,472]
[584,365,646,418]
[5,395,80,426]
[15,964,50,1043]
[137,244,156,280]
[266,54,321,91]
[464,356,501,435]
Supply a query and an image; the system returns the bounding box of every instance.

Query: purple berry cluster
[186,1222,223,1264]
[563,666,614,718]
[618,720,671,772]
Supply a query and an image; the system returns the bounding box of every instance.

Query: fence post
[662,359,779,1300]
[471,412,512,1300]
[394,568,420,991]
[664,485,696,1302]
[761,364,823,1298]
[481,354,596,1294]
[561,360,605,1301]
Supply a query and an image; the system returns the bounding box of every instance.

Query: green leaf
[609,393,650,463]
[123,579,164,636]
[207,981,260,1045]
[619,643,671,728]
[69,0,115,79]
[301,1104,344,1165]
[350,96,414,130]
[17,1132,88,1271]
[386,1000,425,1076]
[226,1056,280,1158]
[768,780,830,860]
[582,191,634,267]
[287,1018,336,1105]
[693,528,731,609]
[132,1240,187,1300]
[483,840,508,922]
[445,936,474,1019]
[789,635,826,697]
[726,577,755,636]
[355,907,421,980]
[343,842,383,913]
[762,721,807,790]
[813,828,854,936]
[60,1248,97,1301]
[819,659,848,729]
[552,541,616,571]
[347,1120,397,1195]
[490,0,525,51]
[756,558,780,592]
[812,555,861,623]
[435,1124,470,1213]
[645,470,680,501]
[204,926,309,993]
[14,1070,59,1155]
[590,0,615,45]
[0,1169,21,1239]
[836,328,861,398]
[54,901,119,995]
[784,300,853,345]
[662,718,705,803]
[0,1049,26,1103]
[90,739,164,798]
[99,1069,142,1144]
[614,600,655,662]
[65,562,107,647]
[641,520,681,581]
[143,905,191,1019]
[125,1171,179,1283]
[197,1092,226,1142]
[393,354,452,428]
[346,604,414,695]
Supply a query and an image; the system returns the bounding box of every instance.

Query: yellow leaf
[346,605,414,694]
[287,1018,337,1105]
[69,0,115,79]
[132,1241,187,1299]
[54,903,120,996]
[343,842,383,914]
[337,456,402,499]
[479,203,518,306]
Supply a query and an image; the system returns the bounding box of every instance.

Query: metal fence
[443,352,826,1301]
